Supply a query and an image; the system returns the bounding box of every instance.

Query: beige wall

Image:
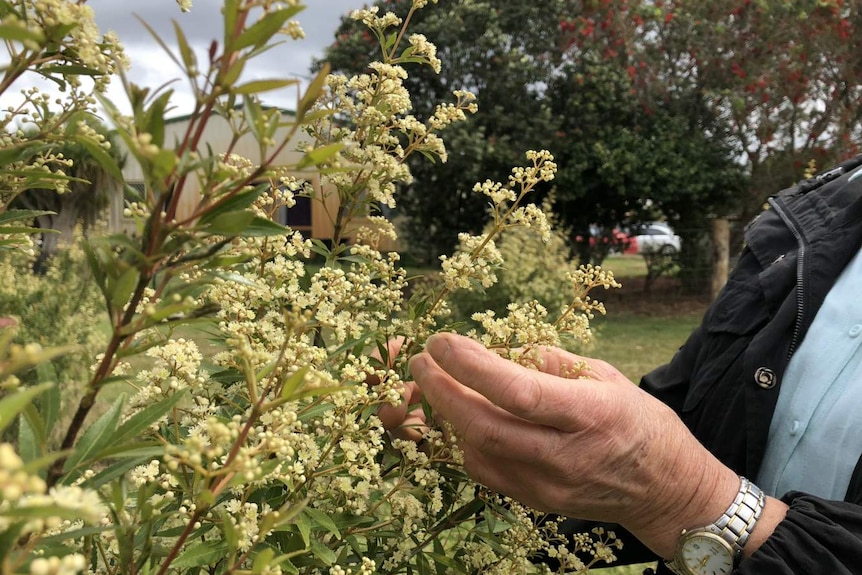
[109,111,401,252]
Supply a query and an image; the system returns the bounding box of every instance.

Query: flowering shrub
[446,201,618,353]
[0,1,622,574]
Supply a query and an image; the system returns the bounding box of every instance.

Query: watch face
[678,533,734,575]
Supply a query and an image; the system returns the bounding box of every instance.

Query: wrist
[625,442,740,558]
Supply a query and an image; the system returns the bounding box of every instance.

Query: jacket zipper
[768,197,808,359]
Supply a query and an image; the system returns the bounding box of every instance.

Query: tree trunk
[710,218,730,301]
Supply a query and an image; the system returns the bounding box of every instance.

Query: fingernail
[425,333,451,361]
[408,353,427,379]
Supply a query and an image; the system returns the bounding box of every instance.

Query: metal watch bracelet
[665,476,766,574]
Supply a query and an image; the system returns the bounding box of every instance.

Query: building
[108,108,343,244]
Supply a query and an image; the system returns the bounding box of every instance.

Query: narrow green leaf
[0,225,49,234]
[280,366,309,400]
[172,540,228,569]
[303,507,340,537]
[82,455,152,489]
[308,539,336,566]
[0,383,52,434]
[219,509,239,554]
[69,134,123,182]
[243,216,290,237]
[0,23,43,43]
[296,142,344,170]
[0,209,54,224]
[0,505,84,521]
[172,19,197,72]
[252,548,275,574]
[235,78,299,95]
[39,65,103,77]
[205,210,255,235]
[18,406,40,463]
[35,362,61,432]
[103,390,187,450]
[63,394,126,475]
[297,64,328,118]
[110,267,140,310]
[197,184,269,226]
[233,7,300,51]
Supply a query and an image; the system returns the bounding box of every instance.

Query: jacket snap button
[755,367,776,389]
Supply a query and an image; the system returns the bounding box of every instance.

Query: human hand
[408,332,741,558]
[368,337,428,443]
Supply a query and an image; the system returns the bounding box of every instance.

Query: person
[395,155,862,574]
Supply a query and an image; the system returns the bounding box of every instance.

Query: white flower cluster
[470,301,561,350]
[0,443,104,546]
[440,233,503,291]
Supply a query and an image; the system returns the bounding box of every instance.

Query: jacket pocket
[682,279,769,412]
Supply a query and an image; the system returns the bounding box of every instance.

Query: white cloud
[1,0,364,118]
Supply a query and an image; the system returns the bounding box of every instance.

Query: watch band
[665,476,766,575]
[709,477,765,558]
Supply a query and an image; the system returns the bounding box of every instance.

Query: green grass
[600,254,648,278]
[587,312,702,383]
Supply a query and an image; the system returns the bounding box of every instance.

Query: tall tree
[564,0,862,230]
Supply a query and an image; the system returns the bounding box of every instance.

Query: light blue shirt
[757,246,862,500]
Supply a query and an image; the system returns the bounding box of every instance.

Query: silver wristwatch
[665,476,765,575]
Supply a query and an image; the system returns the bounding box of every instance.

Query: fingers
[415,333,595,431]
[409,350,559,459]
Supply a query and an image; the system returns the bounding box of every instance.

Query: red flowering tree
[562,0,862,227]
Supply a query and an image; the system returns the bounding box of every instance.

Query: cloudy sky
[6,0,366,117]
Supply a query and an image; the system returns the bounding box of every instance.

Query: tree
[547,53,744,276]
[13,115,124,261]
[320,0,574,263]
[568,0,862,237]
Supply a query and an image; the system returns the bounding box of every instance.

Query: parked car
[574,225,629,254]
[623,221,681,255]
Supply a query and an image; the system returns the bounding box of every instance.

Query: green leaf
[243,216,290,237]
[172,19,197,72]
[39,65,103,77]
[18,405,40,463]
[172,540,228,569]
[233,6,301,51]
[298,65,328,118]
[219,509,240,555]
[110,267,140,310]
[0,209,54,225]
[103,390,186,450]
[308,539,336,566]
[0,22,44,43]
[198,184,269,225]
[296,143,344,170]
[0,225,47,234]
[303,507,340,537]
[252,548,275,574]
[63,394,126,476]
[205,210,256,235]
[69,133,123,183]
[35,362,61,432]
[0,383,52,434]
[82,455,151,489]
[0,505,86,521]
[280,366,309,400]
[295,513,310,547]
[235,78,299,95]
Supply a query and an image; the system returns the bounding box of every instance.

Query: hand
[368,337,428,443]
[408,332,741,558]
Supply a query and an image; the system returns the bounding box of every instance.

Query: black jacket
[560,158,862,574]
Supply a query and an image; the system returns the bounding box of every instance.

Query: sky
[4,0,366,117]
